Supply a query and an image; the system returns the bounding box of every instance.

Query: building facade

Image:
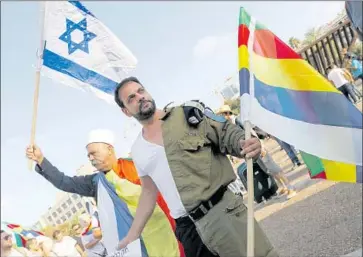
[214,75,240,101]
[33,164,98,230]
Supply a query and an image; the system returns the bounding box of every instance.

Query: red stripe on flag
[239,27,303,59]
[254,30,277,58]
[238,24,250,47]
[253,30,302,59]
[310,170,327,180]
[273,34,302,59]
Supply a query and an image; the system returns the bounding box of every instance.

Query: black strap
[176,186,227,224]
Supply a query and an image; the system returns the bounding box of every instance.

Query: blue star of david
[59,18,96,55]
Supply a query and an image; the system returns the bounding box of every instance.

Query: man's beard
[134,99,156,121]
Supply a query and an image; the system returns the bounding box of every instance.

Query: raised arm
[26,145,96,197]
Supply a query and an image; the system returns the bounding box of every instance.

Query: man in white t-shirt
[327,64,358,103]
[114,77,277,257]
[79,213,107,257]
[51,230,83,257]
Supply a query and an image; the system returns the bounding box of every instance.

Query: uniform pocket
[225,195,246,217]
[174,136,212,189]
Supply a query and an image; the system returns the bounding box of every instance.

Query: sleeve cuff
[35,158,51,173]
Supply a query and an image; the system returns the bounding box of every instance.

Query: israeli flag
[41,1,137,104]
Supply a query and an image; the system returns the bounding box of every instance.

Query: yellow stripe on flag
[240,51,341,93]
[105,171,179,257]
[238,45,249,70]
[321,159,357,183]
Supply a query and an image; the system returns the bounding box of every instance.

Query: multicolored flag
[238,7,362,183]
[1,222,44,247]
[96,170,182,257]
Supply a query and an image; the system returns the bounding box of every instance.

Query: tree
[288,37,301,50]
[224,97,240,115]
[351,41,363,56]
[303,27,323,45]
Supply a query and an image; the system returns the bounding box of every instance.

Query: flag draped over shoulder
[97,170,181,257]
[41,1,137,103]
[238,8,362,183]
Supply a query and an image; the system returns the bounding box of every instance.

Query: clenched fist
[240,137,261,159]
[26,145,44,165]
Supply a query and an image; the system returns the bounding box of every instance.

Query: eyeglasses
[223,112,232,116]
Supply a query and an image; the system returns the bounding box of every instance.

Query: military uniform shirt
[132,104,246,216]
[131,132,188,219]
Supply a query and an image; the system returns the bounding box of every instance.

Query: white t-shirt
[131,133,187,219]
[81,233,106,257]
[328,68,349,88]
[5,248,26,257]
[52,236,81,257]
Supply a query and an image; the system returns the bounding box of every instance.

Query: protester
[260,143,297,199]
[327,64,359,103]
[273,137,302,168]
[350,55,363,83]
[78,214,107,257]
[25,238,44,257]
[25,130,182,257]
[51,230,83,257]
[1,230,27,257]
[114,77,277,257]
[71,224,86,253]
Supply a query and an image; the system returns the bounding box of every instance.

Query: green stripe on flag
[239,8,251,27]
[239,7,268,30]
[300,151,325,176]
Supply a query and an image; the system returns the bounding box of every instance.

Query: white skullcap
[87,129,115,147]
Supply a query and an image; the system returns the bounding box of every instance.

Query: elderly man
[114,77,277,257]
[25,129,183,257]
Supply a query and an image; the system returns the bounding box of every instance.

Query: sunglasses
[223,112,232,115]
[2,235,11,240]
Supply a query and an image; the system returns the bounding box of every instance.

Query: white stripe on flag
[240,18,256,123]
[97,176,120,253]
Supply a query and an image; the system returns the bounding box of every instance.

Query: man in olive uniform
[114,77,278,257]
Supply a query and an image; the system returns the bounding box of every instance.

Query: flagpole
[245,16,256,257]
[244,120,255,257]
[28,2,46,171]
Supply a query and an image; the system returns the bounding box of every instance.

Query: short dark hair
[52,230,61,239]
[114,76,142,108]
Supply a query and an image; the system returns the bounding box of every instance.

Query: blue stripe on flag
[68,1,96,18]
[239,68,250,95]
[252,73,362,129]
[98,174,148,257]
[356,165,362,183]
[42,48,118,95]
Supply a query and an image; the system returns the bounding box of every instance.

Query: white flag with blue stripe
[96,174,144,257]
[41,1,137,104]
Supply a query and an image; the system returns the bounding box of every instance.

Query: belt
[176,186,227,224]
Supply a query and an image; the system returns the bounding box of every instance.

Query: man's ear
[121,107,132,117]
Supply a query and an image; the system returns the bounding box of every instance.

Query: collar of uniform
[160,102,175,121]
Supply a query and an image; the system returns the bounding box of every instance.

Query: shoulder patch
[204,109,227,123]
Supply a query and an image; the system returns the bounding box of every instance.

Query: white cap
[87,129,115,147]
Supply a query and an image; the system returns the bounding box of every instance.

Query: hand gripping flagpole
[28,2,46,171]
[241,16,257,257]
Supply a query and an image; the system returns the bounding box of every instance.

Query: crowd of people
[327,50,363,104]
[1,214,106,257]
